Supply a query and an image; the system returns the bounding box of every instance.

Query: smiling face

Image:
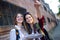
[16,13,23,24]
[25,14,34,24]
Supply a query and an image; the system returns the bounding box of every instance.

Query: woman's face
[16,14,23,23]
[25,14,34,24]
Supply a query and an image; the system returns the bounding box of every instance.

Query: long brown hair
[24,12,35,33]
[14,13,28,31]
[24,12,34,24]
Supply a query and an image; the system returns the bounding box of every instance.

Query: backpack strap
[15,29,20,40]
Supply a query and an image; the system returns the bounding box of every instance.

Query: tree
[57,8,60,15]
[57,0,60,15]
[59,0,60,2]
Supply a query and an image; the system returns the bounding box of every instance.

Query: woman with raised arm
[24,0,50,40]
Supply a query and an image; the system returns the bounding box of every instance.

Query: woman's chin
[17,21,23,23]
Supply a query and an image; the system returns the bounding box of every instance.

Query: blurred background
[0,0,60,40]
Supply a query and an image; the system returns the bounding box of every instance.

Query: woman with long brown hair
[24,0,50,40]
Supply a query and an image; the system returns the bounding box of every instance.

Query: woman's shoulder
[37,16,44,20]
[34,23,40,29]
[10,25,18,31]
[34,23,38,26]
[10,29,15,32]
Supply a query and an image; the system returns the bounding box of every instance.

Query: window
[47,17,50,23]
[43,6,47,11]
[0,1,26,26]
[0,15,3,26]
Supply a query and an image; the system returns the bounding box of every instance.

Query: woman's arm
[34,0,45,29]
[34,0,42,19]
[10,29,16,40]
[24,33,42,39]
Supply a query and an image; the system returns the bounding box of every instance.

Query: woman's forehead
[17,14,23,16]
[26,14,31,17]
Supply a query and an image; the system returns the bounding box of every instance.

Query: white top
[10,25,42,40]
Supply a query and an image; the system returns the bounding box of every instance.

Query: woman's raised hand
[34,0,41,9]
[34,0,42,19]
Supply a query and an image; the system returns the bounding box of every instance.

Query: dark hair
[24,12,34,23]
[24,12,36,34]
[24,12,34,27]
[24,12,42,34]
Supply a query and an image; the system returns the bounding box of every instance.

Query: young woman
[24,0,50,40]
[10,13,41,40]
[24,12,43,40]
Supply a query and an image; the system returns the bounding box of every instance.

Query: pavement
[49,20,60,40]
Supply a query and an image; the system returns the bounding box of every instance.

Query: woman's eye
[17,16,23,18]
[29,17,31,18]
[26,18,28,19]
[21,16,23,17]
[17,16,19,18]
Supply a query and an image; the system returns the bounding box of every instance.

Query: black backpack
[15,29,20,40]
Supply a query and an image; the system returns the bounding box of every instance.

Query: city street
[0,0,60,40]
[49,19,60,40]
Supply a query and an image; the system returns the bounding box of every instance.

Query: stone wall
[0,25,14,40]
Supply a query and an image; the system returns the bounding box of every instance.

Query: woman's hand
[34,0,42,19]
[34,0,41,9]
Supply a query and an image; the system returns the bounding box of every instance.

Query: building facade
[0,0,57,40]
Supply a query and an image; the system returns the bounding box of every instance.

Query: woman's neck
[30,23,34,29]
[17,23,22,27]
